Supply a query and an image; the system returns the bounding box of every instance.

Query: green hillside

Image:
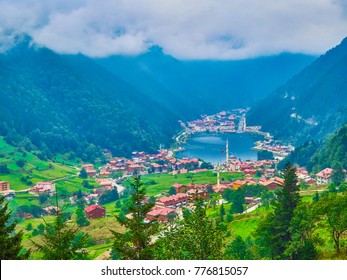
[0,137,77,191]
[248,37,347,145]
[279,122,347,173]
[0,36,179,160]
[97,47,315,116]
[309,122,347,172]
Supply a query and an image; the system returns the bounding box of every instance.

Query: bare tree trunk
[333,231,340,255]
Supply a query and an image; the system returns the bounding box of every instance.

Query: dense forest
[248,37,347,145]
[279,122,347,174]
[0,35,317,161]
[97,47,315,116]
[0,36,179,160]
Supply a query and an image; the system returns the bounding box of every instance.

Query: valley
[0,35,346,261]
[0,105,345,260]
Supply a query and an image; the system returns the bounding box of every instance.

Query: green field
[1,137,343,260]
[138,171,244,196]
[18,214,123,259]
[0,137,78,191]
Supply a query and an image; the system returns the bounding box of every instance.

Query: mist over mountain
[96,47,316,116]
[0,35,317,160]
[248,37,347,145]
[0,38,179,159]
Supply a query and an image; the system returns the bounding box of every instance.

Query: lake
[176,133,259,164]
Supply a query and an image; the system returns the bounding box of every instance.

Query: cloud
[0,0,346,59]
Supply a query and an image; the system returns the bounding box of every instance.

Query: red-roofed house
[145,207,177,222]
[191,168,209,173]
[187,189,210,201]
[245,177,257,185]
[245,197,261,205]
[81,164,97,177]
[0,181,10,192]
[244,169,256,175]
[43,206,60,215]
[30,182,55,195]
[155,193,188,209]
[212,184,231,194]
[265,169,276,176]
[172,183,187,193]
[97,179,113,188]
[81,164,94,170]
[316,168,333,185]
[261,177,284,190]
[85,205,106,220]
[232,180,246,190]
[127,164,144,175]
[150,163,162,173]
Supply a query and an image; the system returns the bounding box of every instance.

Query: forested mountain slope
[0,38,179,160]
[248,37,347,145]
[96,47,315,115]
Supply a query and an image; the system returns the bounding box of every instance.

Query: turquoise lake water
[176,133,259,164]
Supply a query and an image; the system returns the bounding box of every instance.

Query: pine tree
[154,199,226,260]
[31,209,89,259]
[0,196,30,259]
[230,189,244,214]
[76,207,90,227]
[255,162,300,259]
[224,236,254,260]
[79,168,88,179]
[312,191,319,203]
[219,203,225,222]
[111,175,158,260]
[284,202,319,259]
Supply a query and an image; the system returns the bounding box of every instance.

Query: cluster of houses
[29,182,56,195]
[145,183,210,222]
[144,164,330,223]
[87,150,204,178]
[181,109,295,159]
[184,110,248,134]
[144,173,288,223]
[68,178,116,206]
[253,139,295,159]
[81,164,97,177]
[1,141,344,224]
[226,159,277,173]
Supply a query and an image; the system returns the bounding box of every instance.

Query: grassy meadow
[137,171,244,196]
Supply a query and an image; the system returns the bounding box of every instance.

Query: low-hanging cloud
[0,0,347,59]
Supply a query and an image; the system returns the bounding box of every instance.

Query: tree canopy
[0,196,30,260]
[111,176,158,260]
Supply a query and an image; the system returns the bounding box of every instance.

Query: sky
[0,0,347,60]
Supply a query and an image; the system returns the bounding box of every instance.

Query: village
[0,106,343,225]
[177,109,294,160]
[0,137,337,223]
[0,109,341,224]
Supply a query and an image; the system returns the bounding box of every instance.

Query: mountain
[181,53,316,108]
[96,47,316,117]
[309,122,347,172]
[95,46,213,120]
[247,37,347,144]
[279,122,347,173]
[0,37,179,160]
[0,36,317,161]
